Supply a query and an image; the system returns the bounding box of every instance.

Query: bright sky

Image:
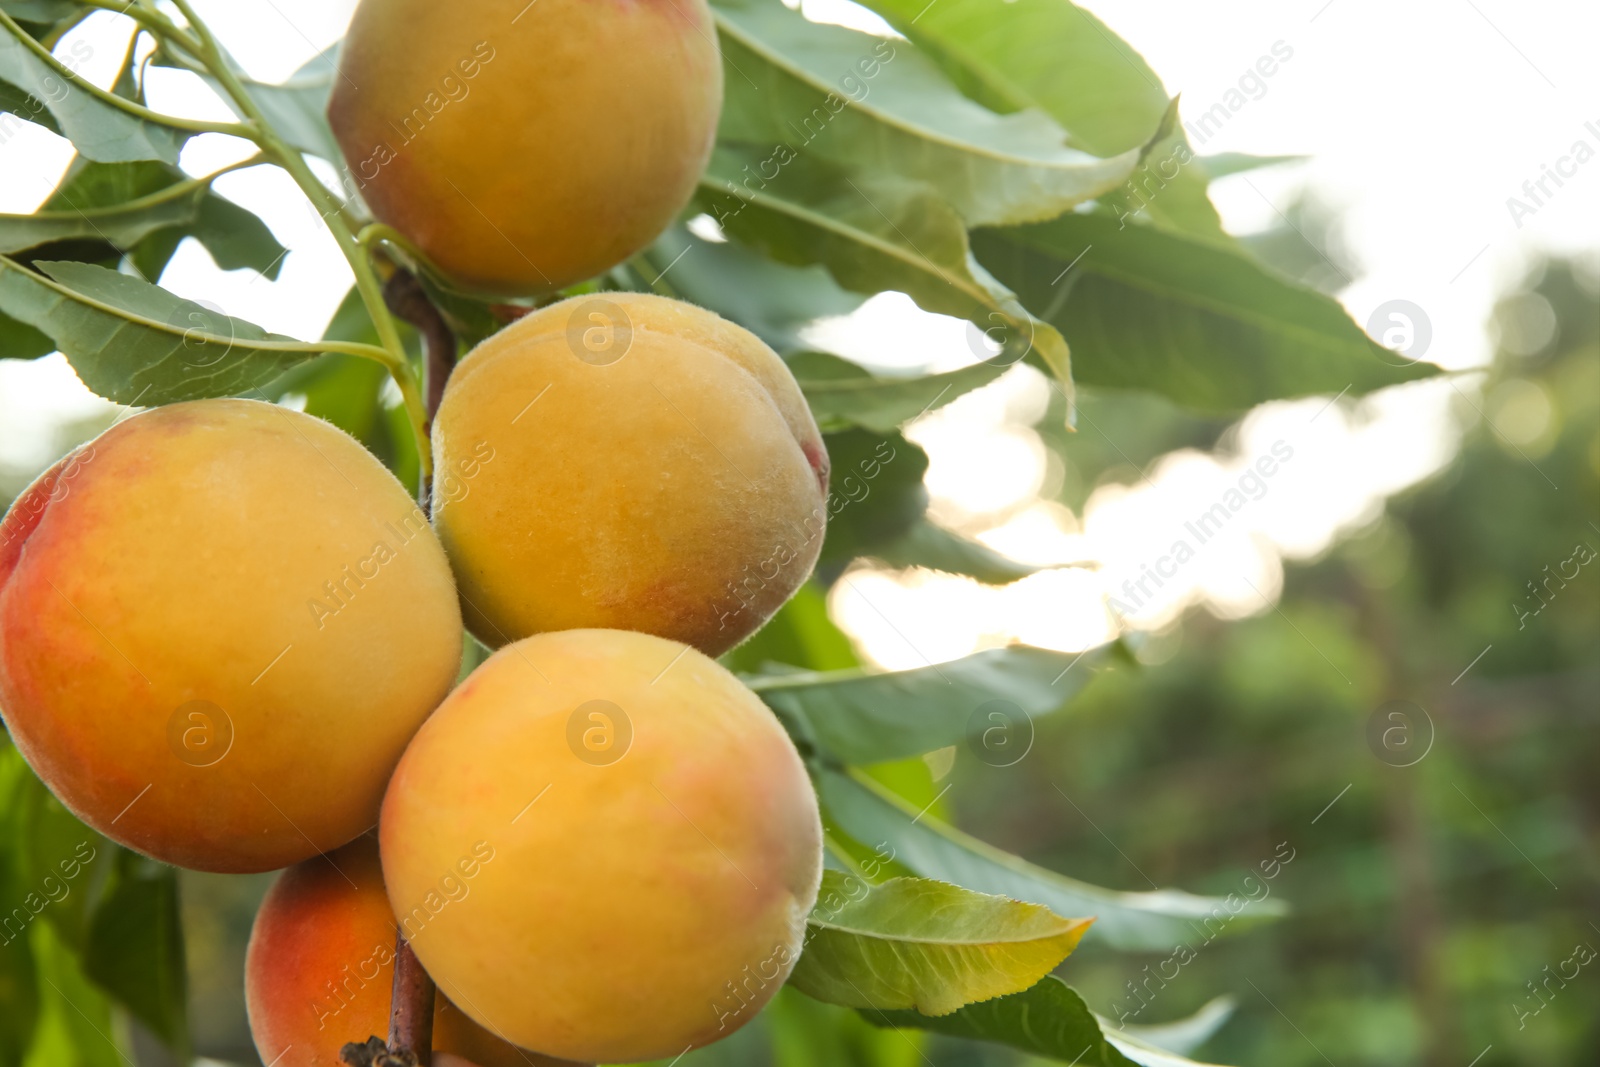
[1,0,1595,668]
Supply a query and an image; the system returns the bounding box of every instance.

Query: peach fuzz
[0,399,461,873]
[431,292,830,657]
[379,628,822,1063]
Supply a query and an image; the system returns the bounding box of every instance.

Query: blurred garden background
[1,0,1596,1065]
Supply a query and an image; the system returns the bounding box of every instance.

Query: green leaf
[0,175,206,254]
[866,976,1139,1065]
[0,74,59,135]
[699,150,1072,396]
[207,42,340,162]
[819,769,1283,950]
[766,985,927,1067]
[24,921,124,1067]
[712,0,1138,228]
[12,778,108,952]
[0,307,52,358]
[867,519,1040,585]
[797,356,1005,434]
[1197,153,1305,180]
[0,257,320,404]
[818,428,929,568]
[854,0,1165,157]
[182,191,287,277]
[1117,996,1235,1056]
[854,0,1223,239]
[21,159,288,281]
[792,869,1092,1015]
[0,746,42,1066]
[0,922,38,1067]
[642,226,864,355]
[0,2,80,27]
[82,852,186,1050]
[0,15,182,163]
[720,580,860,676]
[973,211,1438,410]
[752,645,1097,765]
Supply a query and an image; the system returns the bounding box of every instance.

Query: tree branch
[382,268,456,512]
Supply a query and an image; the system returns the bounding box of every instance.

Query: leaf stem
[9,155,267,223]
[162,0,432,489]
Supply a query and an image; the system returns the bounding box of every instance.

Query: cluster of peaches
[0,0,836,1063]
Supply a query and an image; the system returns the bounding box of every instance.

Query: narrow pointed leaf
[868,975,1235,1066]
[0,177,205,253]
[819,769,1283,950]
[83,852,187,1050]
[698,148,1072,396]
[868,519,1041,585]
[28,921,126,1067]
[798,358,1007,433]
[1115,996,1236,1056]
[1197,153,1305,180]
[792,870,1092,1015]
[643,226,863,354]
[751,645,1097,765]
[212,44,341,163]
[2,1,80,26]
[0,16,182,163]
[713,0,1138,227]
[854,0,1224,239]
[0,257,325,404]
[973,211,1438,410]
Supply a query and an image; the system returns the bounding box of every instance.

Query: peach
[431,292,829,657]
[245,837,576,1067]
[0,399,461,873]
[328,0,723,294]
[379,629,822,1064]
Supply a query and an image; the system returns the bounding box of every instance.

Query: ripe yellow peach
[245,837,577,1067]
[0,399,461,873]
[379,629,822,1064]
[328,0,723,294]
[432,292,829,657]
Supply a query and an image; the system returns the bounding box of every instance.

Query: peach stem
[389,931,435,1066]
